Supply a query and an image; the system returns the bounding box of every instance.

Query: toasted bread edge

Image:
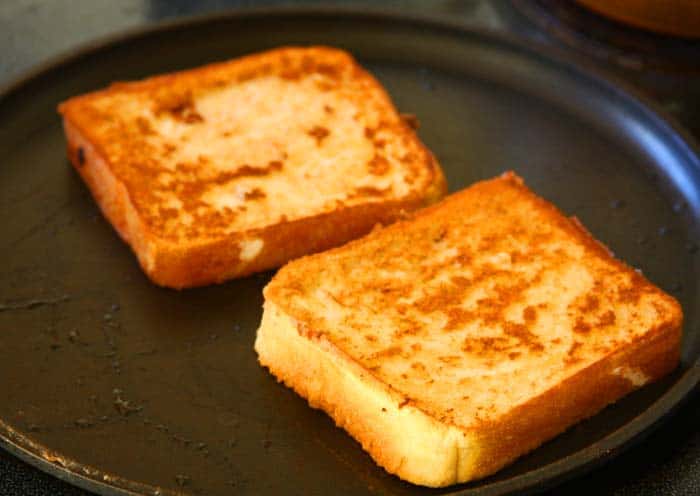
[467,311,681,480]
[257,292,681,487]
[57,46,359,110]
[255,301,478,487]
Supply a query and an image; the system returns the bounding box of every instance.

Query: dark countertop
[1,1,698,495]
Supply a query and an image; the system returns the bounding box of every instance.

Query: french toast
[58,47,446,288]
[255,172,682,487]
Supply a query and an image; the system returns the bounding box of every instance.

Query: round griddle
[0,7,698,496]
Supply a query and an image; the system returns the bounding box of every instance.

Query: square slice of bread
[58,46,446,288]
[255,172,682,487]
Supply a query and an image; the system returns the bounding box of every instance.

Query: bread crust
[255,302,476,487]
[256,172,683,486]
[257,301,680,486]
[60,46,446,288]
[467,316,681,479]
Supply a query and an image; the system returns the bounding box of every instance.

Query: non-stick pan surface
[0,8,698,496]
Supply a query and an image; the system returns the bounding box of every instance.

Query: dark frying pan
[0,7,698,496]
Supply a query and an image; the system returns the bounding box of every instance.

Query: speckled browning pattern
[258,172,682,486]
[58,46,446,287]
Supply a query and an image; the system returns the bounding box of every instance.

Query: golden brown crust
[66,117,443,288]
[467,316,681,479]
[255,302,474,488]
[257,294,681,486]
[59,46,446,288]
[266,173,681,368]
[258,172,683,486]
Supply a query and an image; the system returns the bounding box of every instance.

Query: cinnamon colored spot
[523,306,537,325]
[565,341,583,364]
[503,321,544,352]
[598,310,616,326]
[573,318,591,334]
[308,125,330,145]
[350,186,391,199]
[244,188,266,201]
[153,89,203,124]
[135,117,154,135]
[368,154,390,175]
[581,295,600,312]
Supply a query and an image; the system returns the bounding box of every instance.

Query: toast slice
[255,172,682,487]
[58,46,446,288]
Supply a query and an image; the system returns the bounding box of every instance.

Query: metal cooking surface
[0,10,698,496]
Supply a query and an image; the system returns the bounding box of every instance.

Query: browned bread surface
[59,46,446,288]
[255,172,682,487]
